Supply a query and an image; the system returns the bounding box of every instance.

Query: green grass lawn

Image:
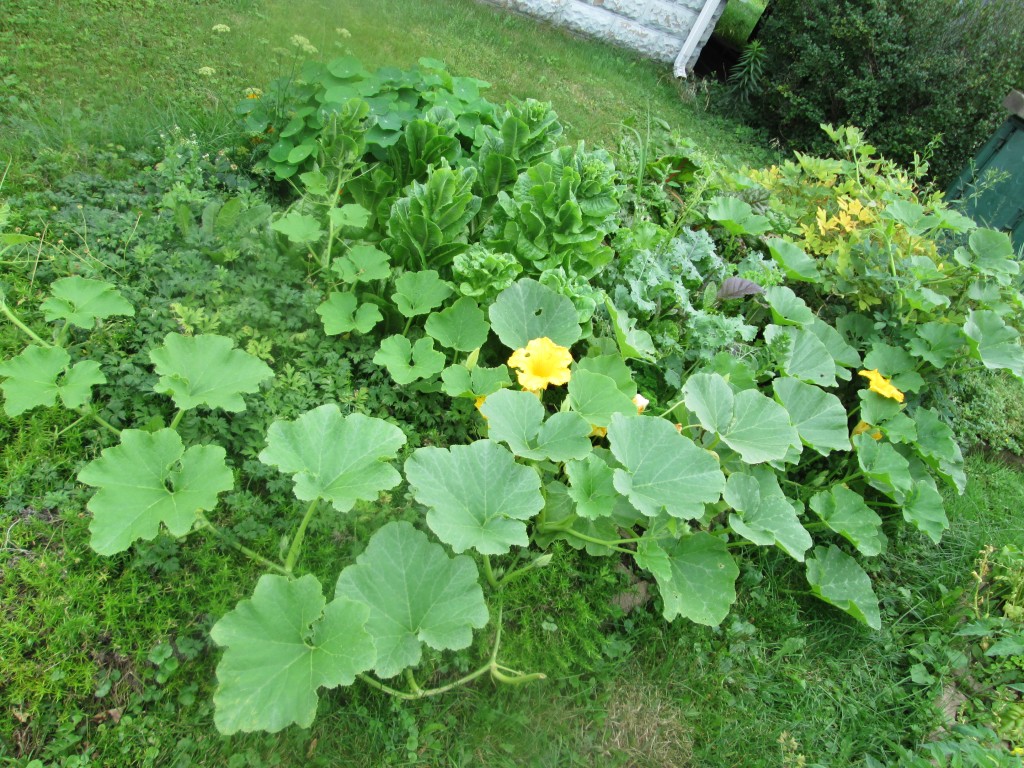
[2,1,1024,766]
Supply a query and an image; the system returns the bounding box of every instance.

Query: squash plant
[5,59,1024,738]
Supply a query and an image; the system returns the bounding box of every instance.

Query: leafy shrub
[751,0,1024,185]
[941,369,1024,457]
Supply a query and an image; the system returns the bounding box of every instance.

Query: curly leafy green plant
[239,56,497,180]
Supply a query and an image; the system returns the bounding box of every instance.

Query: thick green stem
[404,669,423,696]
[285,499,320,573]
[1,301,52,347]
[54,321,71,348]
[195,510,290,576]
[357,603,545,699]
[548,527,636,554]
[77,407,121,437]
[498,554,553,588]
[481,554,500,591]
[169,408,185,431]
[835,470,865,486]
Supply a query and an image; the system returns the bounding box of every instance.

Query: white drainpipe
[674,0,726,77]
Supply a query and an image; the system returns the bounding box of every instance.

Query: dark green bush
[752,0,1024,185]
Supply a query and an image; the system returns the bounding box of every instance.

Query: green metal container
[947,90,1024,252]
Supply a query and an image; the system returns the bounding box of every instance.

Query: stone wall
[480,0,727,75]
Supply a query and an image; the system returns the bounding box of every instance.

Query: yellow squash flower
[858,369,905,403]
[633,394,650,414]
[507,337,573,391]
[852,420,883,440]
[590,425,608,438]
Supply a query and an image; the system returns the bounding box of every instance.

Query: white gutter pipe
[674,0,726,77]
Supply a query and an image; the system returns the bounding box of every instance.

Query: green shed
[947,90,1024,252]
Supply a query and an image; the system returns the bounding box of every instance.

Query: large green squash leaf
[78,428,233,555]
[964,310,1024,377]
[565,453,620,520]
[488,278,581,349]
[150,333,274,412]
[425,296,490,351]
[763,286,814,327]
[40,276,134,329]
[608,413,725,519]
[908,322,965,368]
[903,482,948,544]
[764,325,837,387]
[317,292,383,335]
[568,369,637,428]
[683,372,800,464]
[480,388,591,462]
[259,405,406,511]
[809,486,884,557]
[805,545,881,630]
[853,433,913,501]
[392,270,453,317]
[768,238,820,282]
[0,345,105,416]
[635,532,738,625]
[334,521,488,678]
[211,574,375,734]
[373,335,446,385]
[724,470,811,561]
[440,363,511,398]
[405,439,543,554]
[773,377,850,456]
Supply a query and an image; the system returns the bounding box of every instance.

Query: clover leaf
[78,428,233,555]
[334,521,489,678]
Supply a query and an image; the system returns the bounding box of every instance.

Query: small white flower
[289,34,318,54]
[196,66,216,77]
[211,24,231,34]
[633,394,650,414]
